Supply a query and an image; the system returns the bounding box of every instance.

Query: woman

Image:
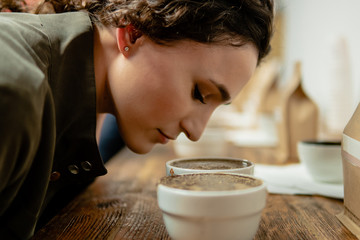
[0,0,274,239]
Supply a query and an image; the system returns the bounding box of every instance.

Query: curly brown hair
[0,0,27,11]
[2,0,274,62]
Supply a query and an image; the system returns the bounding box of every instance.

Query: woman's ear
[127,24,143,43]
[116,27,131,56]
[116,25,143,57]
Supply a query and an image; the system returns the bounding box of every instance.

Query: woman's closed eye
[193,84,205,104]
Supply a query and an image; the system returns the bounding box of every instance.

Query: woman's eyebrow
[209,79,230,102]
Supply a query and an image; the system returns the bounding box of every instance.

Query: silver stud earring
[124,46,129,52]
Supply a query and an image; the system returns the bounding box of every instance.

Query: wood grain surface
[33,145,356,240]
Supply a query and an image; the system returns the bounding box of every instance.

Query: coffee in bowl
[166,157,254,176]
[160,173,262,191]
[170,158,251,170]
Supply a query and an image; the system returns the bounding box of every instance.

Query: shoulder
[38,11,93,40]
[0,13,49,129]
[0,13,51,87]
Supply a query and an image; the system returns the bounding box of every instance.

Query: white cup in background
[297,140,343,184]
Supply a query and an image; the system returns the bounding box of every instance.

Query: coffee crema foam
[171,159,250,170]
[159,173,262,191]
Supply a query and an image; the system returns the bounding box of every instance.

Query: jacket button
[50,171,61,181]
[68,164,79,174]
[81,161,92,171]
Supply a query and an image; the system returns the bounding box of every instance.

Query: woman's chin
[126,142,154,154]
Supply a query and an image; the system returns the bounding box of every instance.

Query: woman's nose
[180,108,214,141]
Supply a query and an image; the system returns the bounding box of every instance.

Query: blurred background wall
[278,0,360,139]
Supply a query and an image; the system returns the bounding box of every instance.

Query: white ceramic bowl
[157,173,267,240]
[297,140,343,183]
[166,157,254,176]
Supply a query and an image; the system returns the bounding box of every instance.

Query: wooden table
[33,145,356,240]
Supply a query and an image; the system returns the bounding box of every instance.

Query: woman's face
[107,38,258,154]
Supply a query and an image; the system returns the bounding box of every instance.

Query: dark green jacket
[0,12,107,239]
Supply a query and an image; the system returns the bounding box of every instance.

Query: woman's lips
[157,129,173,144]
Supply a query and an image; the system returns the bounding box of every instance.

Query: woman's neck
[93,24,117,114]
